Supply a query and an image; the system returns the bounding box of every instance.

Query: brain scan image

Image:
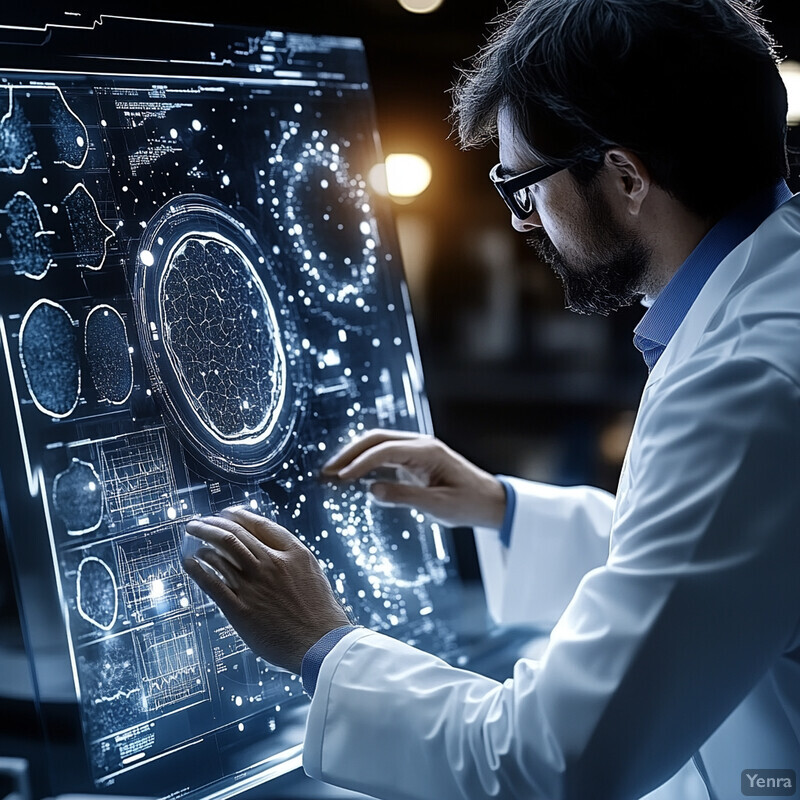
[0,17,466,800]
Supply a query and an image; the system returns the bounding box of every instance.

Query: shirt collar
[633,179,793,361]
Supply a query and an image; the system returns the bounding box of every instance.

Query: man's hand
[321,429,506,529]
[181,506,352,675]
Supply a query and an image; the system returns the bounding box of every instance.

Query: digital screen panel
[0,15,467,800]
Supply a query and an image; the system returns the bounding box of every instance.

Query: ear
[603,148,650,216]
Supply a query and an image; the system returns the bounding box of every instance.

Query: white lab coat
[303,193,800,800]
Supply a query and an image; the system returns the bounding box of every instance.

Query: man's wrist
[495,475,517,547]
[300,624,360,697]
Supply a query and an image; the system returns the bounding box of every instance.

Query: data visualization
[0,15,463,800]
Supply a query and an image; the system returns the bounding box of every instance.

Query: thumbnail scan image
[0,16,458,800]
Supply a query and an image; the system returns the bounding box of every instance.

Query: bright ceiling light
[370,154,432,201]
[779,59,800,125]
[397,0,445,13]
[385,153,432,198]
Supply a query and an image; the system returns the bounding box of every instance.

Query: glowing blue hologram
[135,195,304,476]
[133,615,208,712]
[63,183,115,270]
[76,556,119,630]
[3,191,55,279]
[48,89,89,169]
[0,19,461,796]
[53,458,104,534]
[0,87,37,174]
[19,298,80,418]
[84,304,133,405]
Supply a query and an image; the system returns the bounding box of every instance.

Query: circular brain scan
[134,195,303,476]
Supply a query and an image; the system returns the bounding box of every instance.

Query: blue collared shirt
[303,180,794,696]
[633,180,792,370]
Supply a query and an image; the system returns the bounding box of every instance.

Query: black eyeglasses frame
[489,161,570,220]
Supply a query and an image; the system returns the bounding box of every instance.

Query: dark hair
[451,0,789,219]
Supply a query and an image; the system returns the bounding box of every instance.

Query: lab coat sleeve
[473,478,614,626]
[303,356,800,800]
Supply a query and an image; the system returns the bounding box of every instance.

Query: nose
[511,210,542,232]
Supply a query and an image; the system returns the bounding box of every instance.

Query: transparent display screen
[0,16,465,800]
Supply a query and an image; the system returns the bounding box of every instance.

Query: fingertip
[219,504,249,518]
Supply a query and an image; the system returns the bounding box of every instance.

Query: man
[182,0,800,797]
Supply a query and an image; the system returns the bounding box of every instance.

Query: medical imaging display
[0,15,466,800]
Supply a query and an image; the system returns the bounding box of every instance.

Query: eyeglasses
[489,161,570,220]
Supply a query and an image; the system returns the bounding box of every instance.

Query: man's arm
[302,356,800,799]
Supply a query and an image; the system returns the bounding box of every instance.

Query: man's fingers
[194,545,240,590]
[321,429,426,475]
[184,516,260,566]
[220,506,300,552]
[329,440,429,482]
[183,553,238,610]
[370,481,441,512]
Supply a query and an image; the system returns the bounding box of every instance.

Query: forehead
[497,107,539,170]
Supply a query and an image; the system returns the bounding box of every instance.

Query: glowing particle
[170,128,178,139]
[149,579,165,599]
[140,250,155,266]
[192,119,202,131]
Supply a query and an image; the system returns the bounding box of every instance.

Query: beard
[529,186,653,316]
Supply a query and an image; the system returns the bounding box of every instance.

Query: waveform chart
[19,298,80,417]
[133,615,208,713]
[116,525,192,624]
[134,195,304,477]
[77,635,146,742]
[52,457,104,534]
